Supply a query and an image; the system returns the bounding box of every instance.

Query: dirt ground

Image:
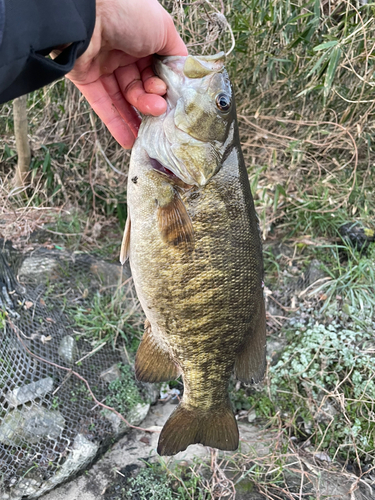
[40,401,272,500]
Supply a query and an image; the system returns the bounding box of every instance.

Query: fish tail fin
[157,401,239,456]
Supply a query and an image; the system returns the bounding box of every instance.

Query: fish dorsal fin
[157,192,194,248]
[120,216,131,265]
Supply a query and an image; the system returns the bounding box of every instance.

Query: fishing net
[0,240,150,500]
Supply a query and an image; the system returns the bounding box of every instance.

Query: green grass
[313,244,375,315]
[72,287,142,351]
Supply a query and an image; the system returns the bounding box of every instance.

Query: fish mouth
[152,55,182,77]
[149,157,193,189]
[152,56,184,109]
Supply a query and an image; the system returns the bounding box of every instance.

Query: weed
[106,364,143,415]
[0,311,6,329]
[310,243,375,315]
[51,397,59,410]
[255,318,375,463]
[124,467,176,500]
[117,462,208,500]
[72,287,142,350]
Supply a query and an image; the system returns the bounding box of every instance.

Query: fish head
[139,53,235,187]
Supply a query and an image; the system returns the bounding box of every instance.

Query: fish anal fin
[157,192,194,249]
[157,401,239,456]
[234,298,267,384]
[120,216,131,265]
[135,321,181,383]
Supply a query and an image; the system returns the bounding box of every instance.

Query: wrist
[50,43,73,59]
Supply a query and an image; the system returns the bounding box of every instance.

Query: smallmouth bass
[121,53,266,456]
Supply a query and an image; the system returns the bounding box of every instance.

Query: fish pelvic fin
[234,298,267,384]
[120,216,131,265]
[135,320,181,383]
[157,401,239,456]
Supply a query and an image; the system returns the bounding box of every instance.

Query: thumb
[155,9,188,57]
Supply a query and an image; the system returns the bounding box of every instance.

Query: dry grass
[1,0,374,245]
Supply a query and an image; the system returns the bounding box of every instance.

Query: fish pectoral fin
[157,401,239,456]
[135,320,181,383]
[234,298,267,384]
[157,192,194,249]
[120,216,131,265]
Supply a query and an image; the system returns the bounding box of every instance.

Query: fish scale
[122,53,266,455]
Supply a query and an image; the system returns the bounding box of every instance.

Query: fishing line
[203,0,236,56]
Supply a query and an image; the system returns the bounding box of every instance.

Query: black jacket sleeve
[0,0,95,104]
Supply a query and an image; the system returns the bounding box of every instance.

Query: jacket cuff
[0,0,95,103]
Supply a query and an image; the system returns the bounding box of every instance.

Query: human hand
[66,0,187,148]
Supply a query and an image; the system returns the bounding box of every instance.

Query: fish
[120,52,266,456]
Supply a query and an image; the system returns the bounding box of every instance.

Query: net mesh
[0,241,144,499]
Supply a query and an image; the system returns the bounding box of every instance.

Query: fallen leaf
[24,301,33,309]
[42,242,54,249]
[40,335,52,344]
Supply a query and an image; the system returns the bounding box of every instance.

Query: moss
[236,478,255,494]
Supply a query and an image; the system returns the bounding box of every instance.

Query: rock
[0,407,65,446]
[282,455,371,500]
[267,336,287,361]
[339,221,375,251]
[58,336,78,364]
[99,364,122,383]
[305,259,327,287]
[235,478,266,500]
[309,470,370,499]
[89,260,131,287]
[10,433,99,499]
[141,382,160,405]
[128,403,150,426]
[314,451,332,462]
[37,401,372,500]
[18,255,58,284]
[247,409,257,423]
[10,475,44,499]
[102,403,150,437]
[6,377,54,407]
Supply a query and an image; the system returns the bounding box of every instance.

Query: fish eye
[216,93,231,112]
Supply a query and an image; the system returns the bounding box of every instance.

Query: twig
[268,294,298,312]
[75,341,107,364]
